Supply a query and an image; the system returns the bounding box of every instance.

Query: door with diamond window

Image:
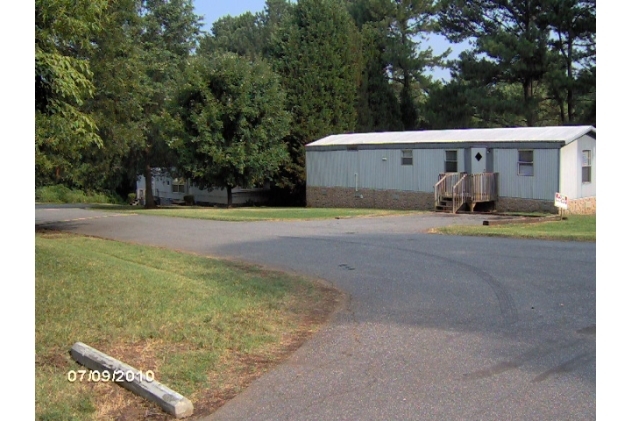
[471,147,487,174]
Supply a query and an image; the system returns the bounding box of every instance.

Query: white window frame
[582,150,592,183]
[518,150,534,176]
[401,149,413,166]
[172,178,186,193]
[445,150,458,173]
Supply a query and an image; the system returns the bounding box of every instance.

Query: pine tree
[348,0,448,131]
[543,0,596,124]
[439,0,553,126]
[271,0,362,198]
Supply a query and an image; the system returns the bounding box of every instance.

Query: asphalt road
[35,206,596,421]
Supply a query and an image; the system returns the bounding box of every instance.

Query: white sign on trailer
[555,192,568,210]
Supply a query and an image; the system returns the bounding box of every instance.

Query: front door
[471,147,486,174]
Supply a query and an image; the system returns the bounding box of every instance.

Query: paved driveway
[35,207,596,420]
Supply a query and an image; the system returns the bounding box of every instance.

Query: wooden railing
[434,172,463,207]
[452,174,469,213]
[469,173,499,203]
[434,172,500,213]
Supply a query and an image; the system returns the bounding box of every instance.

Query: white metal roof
[306,126,596,147]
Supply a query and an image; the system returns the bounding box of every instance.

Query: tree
[387,0,448,130]
[271,0,362,198]
[78,0,147,194]
[543,0,596,124]
[134,0,201,208]
[199,12,265,60]
[198,0,293,60]
[171,54,291,207]
[35,0,108,186]
[348,0,449,131]
[438,0,553,126]
[348,0,403,132]
[354,20,404,132]
[422,80,477,129]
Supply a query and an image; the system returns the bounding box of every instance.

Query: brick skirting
[308,186,596,214]
[494,197,557,214]
[567,196,596,215]
[306,186,435,211]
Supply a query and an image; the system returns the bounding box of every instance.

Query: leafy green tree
[199,12,265,60]
[77,0,147,194]
[198,0,293,60]
[438,0,552,126]
[271,0,362,198]
[134,0,202,208]
[171,54,291,207]
[35,0,108,186]
[260,0,295,48]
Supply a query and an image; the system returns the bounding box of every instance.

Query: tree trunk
[143,155,155,209]
[523,78,536,127]
[227,186,233,208]
[566,36,575,123]
[558,97,566,124]
[400,74,418,130]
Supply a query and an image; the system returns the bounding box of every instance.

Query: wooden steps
[435,198,453,212]
[434,172,499,214]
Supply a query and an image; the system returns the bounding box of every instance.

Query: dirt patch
[90,282,343,420]
[36,352,72,369]
[35,227,69,237]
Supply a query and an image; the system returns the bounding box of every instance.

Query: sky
[192,0,467,81]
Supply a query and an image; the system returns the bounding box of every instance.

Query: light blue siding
[308,147,563,200]
[493,149,559,200]
[308,149,457,192]
[306,150,358,188]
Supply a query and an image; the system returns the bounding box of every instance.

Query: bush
[183,195,195,206]
[127,193,137,204]
[36,185,123,204]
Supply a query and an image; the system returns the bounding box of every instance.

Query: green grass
[432,215,595,242]
[498,211,552,217]
[36,185,123,204]
[36,232,338,420]
[95,206,419,221]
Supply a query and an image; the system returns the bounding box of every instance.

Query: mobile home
[306,126,596,214]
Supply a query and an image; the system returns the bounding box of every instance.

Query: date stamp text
[67,369,155,383]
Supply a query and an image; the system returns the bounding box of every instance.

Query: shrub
[183,195,195,206]
[35,185,123,204]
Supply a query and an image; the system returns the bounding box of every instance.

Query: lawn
[35,232,340,420]
[431,215,596,242]
[95,205,419,221]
